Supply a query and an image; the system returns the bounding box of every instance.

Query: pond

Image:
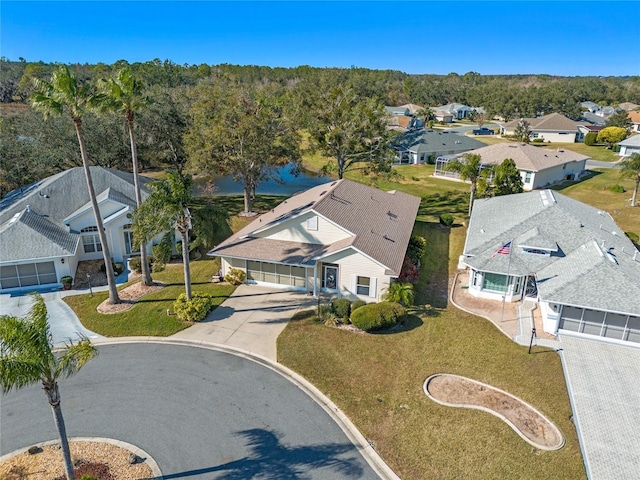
[194,163,330,196]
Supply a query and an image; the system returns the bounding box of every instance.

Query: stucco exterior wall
[533,131,577,143]
[530,160,586,189]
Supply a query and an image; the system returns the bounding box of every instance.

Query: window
[81,226,102,253]
[524,171,532,184]
[482,272,508,293]
[123,224,138,254]
[356,276,370,296]
[307,215,318,231]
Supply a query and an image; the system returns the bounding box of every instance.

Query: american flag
[492,241,511,258]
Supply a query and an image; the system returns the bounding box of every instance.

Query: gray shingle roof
[0,209,79,262]
[463,190,640,316]
[619,135,640,147]
[209,180,420,275]
[464,142,588,172]
[392,129,485,155]
[580,111,606,126]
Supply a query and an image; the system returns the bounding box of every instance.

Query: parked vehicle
[473,127,495,135]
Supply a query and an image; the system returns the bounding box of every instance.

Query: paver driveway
[172,284,316,360]
[0,342,381,479]
[559,334,640,479]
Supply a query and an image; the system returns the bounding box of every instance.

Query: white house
[461,190,640,344]
[618,134,640,157]
[434,143,589,190]
[499,113,581,143]
[435,103,473,120]
[0,167,156,293]
[208,180,420,301]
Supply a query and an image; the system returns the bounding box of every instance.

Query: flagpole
[500,239,513,323]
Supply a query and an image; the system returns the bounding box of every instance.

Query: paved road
[0,342,380,479]
[559,334,640,480]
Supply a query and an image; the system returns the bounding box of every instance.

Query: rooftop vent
[387,210,398,219]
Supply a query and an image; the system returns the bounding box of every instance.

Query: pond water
[195,163,330,197]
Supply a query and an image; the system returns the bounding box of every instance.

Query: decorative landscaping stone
[127,452,139,464]
[27,446,42,455]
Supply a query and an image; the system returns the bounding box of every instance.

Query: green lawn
[278,225,585,480]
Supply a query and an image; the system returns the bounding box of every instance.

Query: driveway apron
[559,334,640,479]
[171,284,316,360]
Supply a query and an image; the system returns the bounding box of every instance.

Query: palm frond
[55,337,98,379]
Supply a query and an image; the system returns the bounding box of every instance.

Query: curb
[0,437,163,479]
[93,337,401,480]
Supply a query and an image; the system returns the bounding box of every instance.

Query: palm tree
[383,281,415,307]
[95,68,153,285]
[0,293,98,480]
[619,153,640,207]
[31,65,120,304]
[443,153,492,216]
[133,171,194,299]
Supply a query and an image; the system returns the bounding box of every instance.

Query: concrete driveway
[171,284,317,360]
[559,334,640,479]
[0,291,102,345]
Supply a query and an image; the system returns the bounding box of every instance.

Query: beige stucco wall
[533,131,577,143]
[252,211,351,245]
[530,160,586,189]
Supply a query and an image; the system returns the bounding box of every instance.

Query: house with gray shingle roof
[434,143,589,190]
[499,113,582,142]
[391,129,485,164]
[461,189,640,344]
[208,180,420,300]
[618,134,640,157]
[435,103,473,120]
[0,167,154,293]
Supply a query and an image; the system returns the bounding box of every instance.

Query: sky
[1,1,639,76]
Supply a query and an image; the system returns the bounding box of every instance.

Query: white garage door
[0,262,57,289]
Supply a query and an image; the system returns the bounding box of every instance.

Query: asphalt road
[0,343,379,479]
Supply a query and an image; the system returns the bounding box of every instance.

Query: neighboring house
[581,101,600,114]
[576,123,604,142]
[435,103,473,120]
[433,110,454,123]
[618,134,640,157]
[461,190,640,344]
[434,143,588,190]
[391,129,485,164]
[499,113,582,142]
[0,167,154,293]
[618,102,639,112]
[385,104,424,131]
[596,106,616,118]
[580,111,606,127]
[629,110,640,133]
[208,180,420,301]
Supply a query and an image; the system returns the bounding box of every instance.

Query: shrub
[173,292,214,322]
[60,275,73,286]
[609,184,626,193]
[383,281,415,306]
[407,235,427,263]
[224,268,246,286]
[128,256,153,274]
[350,302,406,332]
[331,298,351,320]
[398,255,420,284]
[317,304,333,320]
[439,213,454,227]
[100,261,124,276]
[584,131,598,146]
[351,300,367,312]
[532,138,544,143]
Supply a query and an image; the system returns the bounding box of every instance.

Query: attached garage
[0,261,58,290]
[558,306,640,344]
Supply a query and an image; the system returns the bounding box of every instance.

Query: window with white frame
[81,226,102,253]
[356,276,371,296]
[524,171,532,183]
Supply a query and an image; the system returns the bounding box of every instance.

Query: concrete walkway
[559,334,640,480]
[171,284,317,361]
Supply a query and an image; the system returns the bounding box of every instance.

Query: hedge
[350,302,406,332]
[332,298,351,320]
[173,292,214,322]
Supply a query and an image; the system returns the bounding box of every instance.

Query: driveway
[559,334,640,479]
[0,291,103,345]
[172,284,316,360]
[0,342,383,479]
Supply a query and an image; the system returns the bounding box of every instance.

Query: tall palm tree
[619,153,640,207]
[31,65,120,304]
[0,293,98,480]
[95,68,153,285]
[133,171,194,299]
[443,153,492,216]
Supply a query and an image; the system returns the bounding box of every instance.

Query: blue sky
[2,1,638,76]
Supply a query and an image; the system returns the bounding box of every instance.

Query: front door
[322,264,338,290]
[525,275,538,298]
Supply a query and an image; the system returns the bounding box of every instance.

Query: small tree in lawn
[443,153,492,216]
[383,281,415,307]
[483,158,524,197]
[619,153,640,207]
[597,126,627,149]
[514,118,532,143]
[475,111,487,129]
[0,293,98,480]
[605,110,632,132]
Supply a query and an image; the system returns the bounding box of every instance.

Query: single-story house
[628,110,640,133]
[385,104,424,131]
[434,143,589,190]
[576,123,604,142]
[581,101,600,114]
[433,110,454,123]
[618,102,640,112]
[0,167,155,293]
[596,106,616,118]
[208,180,420,301]
[499,113,582,143]
[618,134,640,157]
[435,103,473,120]
[461,189,640,344]
[580,111,606,127]
[391,129,485,165]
